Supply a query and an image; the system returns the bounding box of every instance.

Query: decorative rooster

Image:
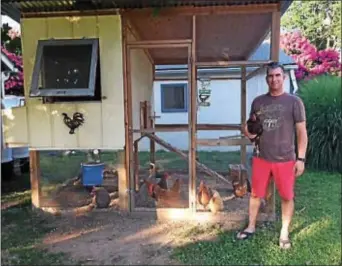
[62,112,85,134]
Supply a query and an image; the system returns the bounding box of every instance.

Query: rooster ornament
[62,112,85,134]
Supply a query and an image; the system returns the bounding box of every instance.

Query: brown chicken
[232,179,251,198]
[197,180,213,209]
[208,189,224,214]
[152,178,186,208]
[143,172,170,200]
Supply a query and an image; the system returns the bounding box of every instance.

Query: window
[30,38,101,102]
[161,83,187,113]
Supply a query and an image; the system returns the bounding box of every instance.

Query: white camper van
[1,96,29,180]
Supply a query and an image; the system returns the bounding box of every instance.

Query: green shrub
[297,74,342,173]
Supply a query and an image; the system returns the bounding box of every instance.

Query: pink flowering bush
[280,31,342,80]
[1,46,24,95]
[1,24,24,96]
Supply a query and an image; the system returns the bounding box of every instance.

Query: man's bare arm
[295,121,308,158]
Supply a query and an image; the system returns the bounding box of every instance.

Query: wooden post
[148,103,156,164]
[118,149,129,210]
[29,150,41,208]
[133,141,139,191]
[266,10,281,219]
[188,15,197,212]
[241,66,247,166]
[122,18,132,211]
[270,11,281,61]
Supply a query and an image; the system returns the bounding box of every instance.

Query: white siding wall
[139,69,291,152]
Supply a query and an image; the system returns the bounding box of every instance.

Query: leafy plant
[281,1,341,50]
[297,75,342,173]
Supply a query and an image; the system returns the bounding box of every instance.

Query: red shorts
[251,157,296,201]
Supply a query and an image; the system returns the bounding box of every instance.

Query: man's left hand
[294,160,305,177]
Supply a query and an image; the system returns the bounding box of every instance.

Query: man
[237,62,308,249]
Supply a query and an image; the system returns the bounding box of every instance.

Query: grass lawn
[171,171,342,266]
[1,151,341,265]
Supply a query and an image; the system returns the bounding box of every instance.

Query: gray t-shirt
[249,92,306,162]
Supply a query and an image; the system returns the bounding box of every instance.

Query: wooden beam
[246,66,264,80]
[270,11,281,61]
[196,60,272,68]
[133,123,241,133]
[188,15,197,213]
[125,18,154,65]
[197,138,251,146]
[29,150,41,208]
[154,76,242,81]
[122,18,132,211]
[145,133,232,185]
[240,66,247,166]
[117,150,128,211]
[133,141,139,191]
[123,3,278,17]
[127,39,192,49]
[267,10,281,219]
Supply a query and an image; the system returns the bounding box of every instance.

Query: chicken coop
[1,0,291,222]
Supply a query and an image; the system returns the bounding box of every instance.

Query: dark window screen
[41,44,93,89]
[163,85,186,110]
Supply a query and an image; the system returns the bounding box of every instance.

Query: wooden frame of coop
[1,0,288,222]
[120,5,282,221]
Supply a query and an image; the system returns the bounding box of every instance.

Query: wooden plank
[197,138,251,146]
[29,150,41,208]
[241,66,247,166]
[270,11,281,61]
[145,133,232,186]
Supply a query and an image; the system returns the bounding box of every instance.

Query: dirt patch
[41,211,178,265]
[40,209,243,265]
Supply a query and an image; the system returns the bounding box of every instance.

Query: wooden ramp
[145,133,232,185]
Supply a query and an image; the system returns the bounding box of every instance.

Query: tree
[281,1,341,50]
[280,31,341,80]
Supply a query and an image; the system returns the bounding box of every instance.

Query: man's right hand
[241,123,257,140]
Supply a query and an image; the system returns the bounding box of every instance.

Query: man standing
[237,62,308,249]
